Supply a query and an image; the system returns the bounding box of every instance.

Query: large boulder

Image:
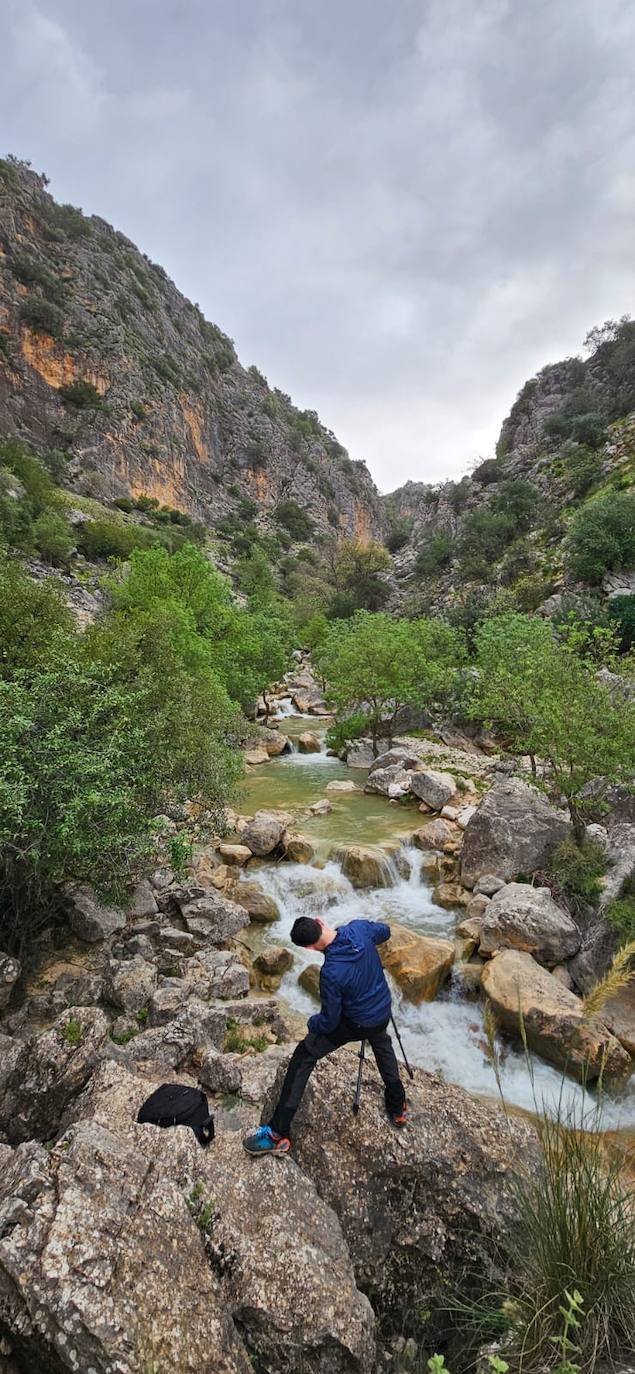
[42,1061,373,1374]
[265,1053,537,1354]
[62,883,126,943]
[329,844,394,890]
[282,831,315,863]
[461,779,571,889]
[478,883,581,967]
[0,955,20,1011]
[481,950,631,1083]
[107,955,158,1013]
[232,883,280,922]
[367,747,421,774]
[380,925,455,1002]
[364,765,412,797]
[411,819,458,854]
[297,731,322,754]
[1,1007,112,1144]
[241,810,291,856]
[299,963,321,999]
[410,769,456,810]
[176,890,249,943]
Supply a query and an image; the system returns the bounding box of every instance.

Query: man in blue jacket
[243,915,408,1156]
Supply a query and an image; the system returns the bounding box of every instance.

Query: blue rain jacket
[308,919,392,1036]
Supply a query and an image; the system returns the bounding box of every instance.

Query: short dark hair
[291,916,321,947]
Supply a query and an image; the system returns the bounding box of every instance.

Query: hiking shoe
[389,1102,409,1129]
[243,1125,290,1157]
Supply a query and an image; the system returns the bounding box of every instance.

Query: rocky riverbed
[0,657,633,1372]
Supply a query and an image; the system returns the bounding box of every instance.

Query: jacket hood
[324,926,365,964]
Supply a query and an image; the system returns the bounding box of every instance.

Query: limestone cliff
[0,157,384,540]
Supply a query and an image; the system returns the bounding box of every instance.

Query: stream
[241,713,635,1130]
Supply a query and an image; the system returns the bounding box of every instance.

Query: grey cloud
[2,0,634,489]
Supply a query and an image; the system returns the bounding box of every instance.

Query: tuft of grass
[62,1015,82,1046]
[224,1026,269,1054]
[582,939,635,1024]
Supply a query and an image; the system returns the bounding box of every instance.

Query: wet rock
[62,883,126,943]
[128,879,159,917]
[481,950,631,1083]
[433,882,470,910]
[411,818,458,854]
[308,798,332,815]
[260,727,291,757]
[325,779,359,793]
[380,925,455,1002]
[0,955,20,1011]
[254,947,293,978]
[297,965,321,1005]
[282,831,315,863]
[461,779,571,889]
[245,746,269,765]
[297,731,322,753]
[233,883,280,922]
[177,891,249,944]
[329,844,393,889]
[218,843,252,867]
[269,1053,537,1356]
[241,810,291,856]
[478,883,581,967]
[410,769,456,810]
[364,765,412,797]
[2,1007,111,1144]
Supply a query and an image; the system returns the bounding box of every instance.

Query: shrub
[274,499,315,541]
[59,379,103,409]
[0,439,55,513]
[130,400,147,421]
[458,509,516,578]
[76,519,155,561]
[415,531,453,577]
[490,478,539,531]
[385,516,413,552]
[33,510,75,566]
[472,457,503,485]
[114,497,134,513]
[604,894,635,939]
[0,558,73,676]
[566,490,635,584]
[19,296,64,337]
[10,252,65,303]
[549,839,606,915]
[560,440,603,497]
[609,594,635,652]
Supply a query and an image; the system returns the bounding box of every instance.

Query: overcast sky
[2,0,634,491]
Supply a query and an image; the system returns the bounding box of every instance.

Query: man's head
[291,916,336,951]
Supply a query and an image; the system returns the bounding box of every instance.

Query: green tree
[566,490,635,584]
[236,545,277,604]
[333,538,391,613]
[472,614,635,841]
[33,510,75,566]
[316,611,464,754]
[0,558,73,677]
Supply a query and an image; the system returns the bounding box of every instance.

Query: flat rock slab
[380,924,455,1003]
[481,949,631,1083]
[478,883,581,967]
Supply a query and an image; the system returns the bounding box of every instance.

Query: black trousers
[269,1015,406,1138]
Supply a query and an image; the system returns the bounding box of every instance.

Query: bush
[415,531,453,577]
[549,839,606,915]
[458,509,516,578]
[76,519,155,561]
[59,379,103,409]
[566,490,635,584]
[385,516,413,552]
[19,296,64,337]
[274,500,315,541]
[0,440,55,513]
[609,594,635,653]
[130,401,147,421]
[10,252,65,303]
[560,440,603,497]
[325,712,369,754]
[114,497,134,513]
[604,894,635,939]
[33,510,75,566]
[472,457,503,485]
[0,559,73,676]
[490,478,539,531]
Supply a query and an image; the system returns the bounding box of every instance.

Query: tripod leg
[390,1014,414,1080]
[353,1039,366,1115]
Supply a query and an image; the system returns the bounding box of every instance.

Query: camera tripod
[352,1014,414,1115]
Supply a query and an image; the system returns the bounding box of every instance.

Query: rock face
[410,769,456,810]
[481,950,631,1083]
[62,883,126,943]
[241,810,289,857]
[267,1053,537,1352]
[478,883,581,967]
[0,1061,375,1374]
[329,844,394,890]
[461,780,571,888]
[380,925,455,1002]
[0,955,20,1011]
[0,162,384,544]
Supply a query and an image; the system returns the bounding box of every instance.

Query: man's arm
[365,919,391,946]
[308,968,342,1036]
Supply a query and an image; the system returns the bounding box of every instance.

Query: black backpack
[137,1083,215,1147]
